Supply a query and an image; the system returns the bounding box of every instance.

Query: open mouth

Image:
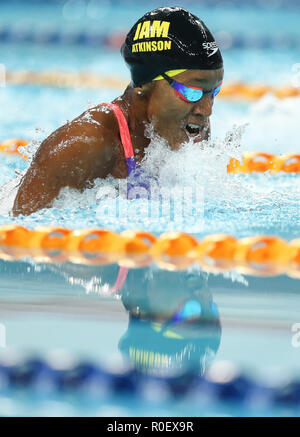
[185,123,207,140]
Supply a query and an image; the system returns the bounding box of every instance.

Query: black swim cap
[119,313,221,376]
[121,6,223,87]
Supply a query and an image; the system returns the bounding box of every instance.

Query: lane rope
[0,138,28,159]
[0,354,299,408]
[4,71,300,99]
[0,227,299,277]
[1,24,300,51]
[1,139,299,174]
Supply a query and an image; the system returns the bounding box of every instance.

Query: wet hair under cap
[121,6,223,87]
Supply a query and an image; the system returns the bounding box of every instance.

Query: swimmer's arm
[12,117,118,216]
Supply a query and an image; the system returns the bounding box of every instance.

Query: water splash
[212,95,300,154]
[0,120,299,240]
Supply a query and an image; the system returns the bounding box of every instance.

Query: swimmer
[12,7,223,216]
[120,268,221,375]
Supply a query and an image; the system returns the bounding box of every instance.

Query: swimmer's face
[145,270,210,321]
[142,68,224,150]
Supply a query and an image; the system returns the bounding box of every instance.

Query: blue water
[0,261,300,416]
[1,0,300,37]
[0,0,300,417]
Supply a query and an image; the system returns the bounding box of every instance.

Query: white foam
[46,125,248,232]
[0,173,23,216]
[0,100,299,237]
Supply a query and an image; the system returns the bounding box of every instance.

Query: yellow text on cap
[133,20,170,41]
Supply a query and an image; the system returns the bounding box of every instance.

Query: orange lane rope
[0,226,299,278]
[227,152,300,173]
[6,70,128,90]
[0,138,28,159]
[219,82,300,100]
[1,139,299,174]
[5,71,300,100]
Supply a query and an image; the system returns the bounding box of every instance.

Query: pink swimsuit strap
[103,102,134,159]
[95,103,136,294]
[108,267,129,294]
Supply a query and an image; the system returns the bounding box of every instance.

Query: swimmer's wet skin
[12,6,223,216]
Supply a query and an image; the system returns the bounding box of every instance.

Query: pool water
[0,261,299,416]
[0,0,300,417]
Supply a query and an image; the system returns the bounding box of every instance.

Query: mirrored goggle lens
[172,300,202,324]
[212,82,222,98]
[173,82,204,102]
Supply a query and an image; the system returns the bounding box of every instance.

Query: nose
[192,94,213,117]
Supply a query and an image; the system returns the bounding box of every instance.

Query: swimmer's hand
[12,107,120,216]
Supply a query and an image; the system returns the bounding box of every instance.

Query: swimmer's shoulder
[31,102,127,180]
[69,103,119,139]
[79,103,119,128]
[72,103,122,152]
[75,103,129,173]
[36,103,120,159]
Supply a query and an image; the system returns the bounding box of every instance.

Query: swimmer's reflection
[118,267,221,376]
[14,260,221,376]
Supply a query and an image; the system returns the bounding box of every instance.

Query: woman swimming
[12,7,223,216]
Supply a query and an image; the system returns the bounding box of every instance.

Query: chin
[172,132,190,149]
[193,136,206,144]
[169,140,185,151]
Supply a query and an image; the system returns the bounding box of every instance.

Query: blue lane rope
[0,356,299,407]
[0,27,107,46]
[2,0,300,7]
[0,26,300,50]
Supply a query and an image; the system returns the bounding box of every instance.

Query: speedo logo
[202,41,219,57]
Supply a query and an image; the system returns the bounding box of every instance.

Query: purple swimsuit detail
[104,102,152,198]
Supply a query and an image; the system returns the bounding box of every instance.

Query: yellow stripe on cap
[152,69,187,81]
[151,322,184,339]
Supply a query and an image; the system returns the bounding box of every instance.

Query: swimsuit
[101,102,150,293]
[104,103,138,177]
[108,265,129,294]
[103,102,152,198]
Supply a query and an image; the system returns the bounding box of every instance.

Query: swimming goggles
[152,299,220,340]
[162,72,222,103]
